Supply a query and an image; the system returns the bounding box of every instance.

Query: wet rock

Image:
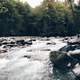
[68,41,80,45]
[16,40,25,46]
[50,51,79,72]
[0,38,7,42]
[30,39,36,41]
[16,39,32,46]
[75,75,80,80]
[23,55,31,59]
[62,37,69,42]
[0,43,2,46]
[1,45,7,48]
[6,44,17,47]
[2,41,8,45]
[50,51,71,70]
[0,49,7,53]
[25,40,32,45]
[64,37,69,40]
[50,51,60,63]
[50,49,80,75]
[1,40,16,48]
[68,51,80,65]
[46,42,56,45]
[59,44,80,52]
[10,41,15,44]
[67,38,80,45]
[71,54,80,63]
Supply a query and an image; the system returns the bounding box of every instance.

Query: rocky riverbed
[0,36,80,80]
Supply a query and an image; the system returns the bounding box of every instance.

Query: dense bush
[0,0,80,36]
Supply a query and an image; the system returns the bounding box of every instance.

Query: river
[0,37,67,80]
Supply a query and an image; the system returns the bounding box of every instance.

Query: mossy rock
[50,51,72,71]
[50,51,66,63]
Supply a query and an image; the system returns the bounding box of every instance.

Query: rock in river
[50,49,80,79]
[50,51,72,71]
[16,39,32,46]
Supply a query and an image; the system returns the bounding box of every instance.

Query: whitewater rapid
[0,37,66,80]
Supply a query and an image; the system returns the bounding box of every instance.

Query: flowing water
[0,37,76,80]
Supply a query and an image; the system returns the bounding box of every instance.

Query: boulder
[50,51,69,65]
[25,40,32,45]
[59,44,80,52]
[16,39,33,46]
[50,51,78,72]
[50,51,60,63]
[68,50,80,64]
[16,40,25,46]
[6,44,17,47]
[2,41,8,45]
[0,38,7,42]
[50,50,80,75]
[2,40,13,44]
[10,41,15,44]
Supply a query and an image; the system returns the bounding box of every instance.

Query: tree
[0,0,32,36]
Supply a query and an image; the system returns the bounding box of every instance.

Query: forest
[0,0,80,37]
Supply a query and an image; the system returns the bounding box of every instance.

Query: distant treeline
[0,0,80,37]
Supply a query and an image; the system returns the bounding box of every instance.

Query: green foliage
[0,0,80,36]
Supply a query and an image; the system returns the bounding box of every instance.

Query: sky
[20,0,79,8]
[20,0,43,8]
